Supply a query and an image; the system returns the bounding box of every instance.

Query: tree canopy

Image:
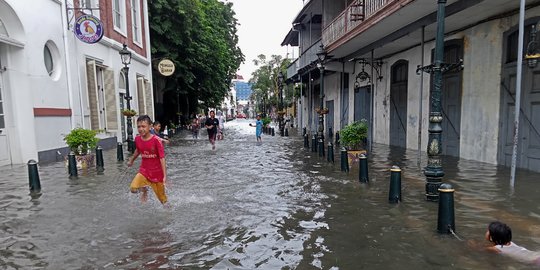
[149,0,244,114]
[249,55,291,114]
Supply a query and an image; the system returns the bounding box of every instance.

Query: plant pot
[64,154,95,169]
[347,149,367,167]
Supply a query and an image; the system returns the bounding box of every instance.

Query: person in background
[204,111,219,150]
[249,114,263,142]
[152,121,170,145]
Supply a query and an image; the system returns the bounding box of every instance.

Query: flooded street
[1,119,540,269]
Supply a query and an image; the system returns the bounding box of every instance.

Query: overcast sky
[225,0,305,81]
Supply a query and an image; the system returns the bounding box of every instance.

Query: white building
[0,0,154,166]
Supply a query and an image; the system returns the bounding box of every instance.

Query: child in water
[249,114,263,142]
[485,221,540,265]
[128,115,168,206]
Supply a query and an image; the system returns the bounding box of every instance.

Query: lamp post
[316,44,328,157]
[278,72,285,136]
[416,0,462,201]
[119,44,134,153]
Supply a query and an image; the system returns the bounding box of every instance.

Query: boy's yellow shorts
[130,173,167,204]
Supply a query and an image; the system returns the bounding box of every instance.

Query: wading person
[485,221,540,265]
[205,111,219,150]
[249,114,263,142]
[128,115,168,206]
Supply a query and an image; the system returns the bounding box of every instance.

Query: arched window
[119,71,126,89]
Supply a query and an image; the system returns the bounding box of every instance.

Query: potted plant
[63,128,100,169]
[315,108,329,114]
[339,120,368,166]
[121,109,137,117]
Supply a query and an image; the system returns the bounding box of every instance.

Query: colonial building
[283,0,540,172]
[0,0,153,166]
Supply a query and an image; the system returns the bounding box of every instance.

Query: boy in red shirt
[128,115,168,205]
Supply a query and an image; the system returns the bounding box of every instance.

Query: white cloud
[225,0,304,81]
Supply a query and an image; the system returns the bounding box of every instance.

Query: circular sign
[74,14,104,44]
[158,59,175,76]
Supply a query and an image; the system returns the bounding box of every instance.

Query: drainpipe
[60,0,75,129]
[370,50,375,153]
[510,0,526,187]
[418,26,425,168]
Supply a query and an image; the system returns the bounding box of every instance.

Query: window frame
[131,0,143,46]
[112,0,127,36]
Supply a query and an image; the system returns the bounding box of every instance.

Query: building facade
[0,0,153,166]
[284,0,540,172]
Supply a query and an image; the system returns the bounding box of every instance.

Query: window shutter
[137,77,146,115]
[104,68,118,130]
[85,60,99,130]
[144,79,153,120]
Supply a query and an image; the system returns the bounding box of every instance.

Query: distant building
[235,81,252,104]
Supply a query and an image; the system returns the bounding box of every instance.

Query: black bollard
[311,134,317,152]
[96,146,104,172]
[27,159,41,193]
[318,138,325,157]
[272,128,275,136]
[437,183,455,234]
[285,128,289,137]
[304,133,309,148]
[340,148,349,172]
[358,153,369,183]
[388,165,402,203]
[327,142,334,163]
[68,152,78,178]
[117,142,124,161]
[303,127,306,136]
[335,131,340,145]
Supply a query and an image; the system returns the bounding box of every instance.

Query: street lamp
[278,72,285,136]
[416,0,462,201]
[119,44,134,153]
[316,44,328,157]
[526,23,540,69]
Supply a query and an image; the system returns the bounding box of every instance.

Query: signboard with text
[74,14,104,44]
[158,59,175,76]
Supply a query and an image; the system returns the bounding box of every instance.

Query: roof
[281,29,299,46]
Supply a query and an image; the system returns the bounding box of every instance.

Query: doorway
[0,47,11,166]
[390,60,408,148]
[354,85,371,122]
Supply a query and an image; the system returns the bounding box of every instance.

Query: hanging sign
[158,59,175,76]
[74,14,104,44]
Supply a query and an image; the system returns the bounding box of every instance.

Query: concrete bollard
[68,152,78,178]
[304,133,309,148]
[117,142,124,161]
[358,153,369,183]
[335,131,340,145]
[27,159,41,193]
[340,148,349,172]
[272,128,275,136]
[311,134,317,153]
[318,138,325,157]
[327,142,334,163]
[285,128,289,137]
[96,146,104,172]
[389,166,402,203]
[437,183,456,234]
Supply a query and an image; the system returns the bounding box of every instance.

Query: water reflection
[0,119,539,269]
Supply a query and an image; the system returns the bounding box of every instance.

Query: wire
[448,225,464,241]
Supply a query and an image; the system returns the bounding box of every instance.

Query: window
[43,41,61,81]
[113,0,126,34]
[131,0,142,44]
[80,0,92,8]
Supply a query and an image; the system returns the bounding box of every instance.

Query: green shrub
[339,120,368,150]
[64,128,99,155]
[262,117,271,126]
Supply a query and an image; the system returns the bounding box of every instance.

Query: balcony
[286,39,322,80]
[322,0,392,48]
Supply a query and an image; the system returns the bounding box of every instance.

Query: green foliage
[339,120,368,150]
[149,0,244,112]
[64,128,99,155]
[249,55,292,114]
[262,117,271,126]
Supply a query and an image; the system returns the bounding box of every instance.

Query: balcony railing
[286,39,322,79]
[322,0,391,47]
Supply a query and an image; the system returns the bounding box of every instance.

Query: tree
[249,55,291,116]
[149,0,244,123]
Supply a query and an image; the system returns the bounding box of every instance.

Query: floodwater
[1,119,540,269]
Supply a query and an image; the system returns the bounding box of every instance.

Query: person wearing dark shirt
[205,111,220,150]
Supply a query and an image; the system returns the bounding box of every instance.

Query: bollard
[96,146,104,172]
[68,152,78,178]
[285,128,289,137]
[335,131,340,145]
[358,153,369,183]
[311,134,317,152]
[437,183,455,234]
[318,138,325,157]
[272,128,275,136]
[304,133,309,148]
[303,127,306,136]
[388,166,402,203]
[328,127,333,141]
[327,142,334,163]
[117,142,124,161]
[340,148,349,172]
[27,159,41,193]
